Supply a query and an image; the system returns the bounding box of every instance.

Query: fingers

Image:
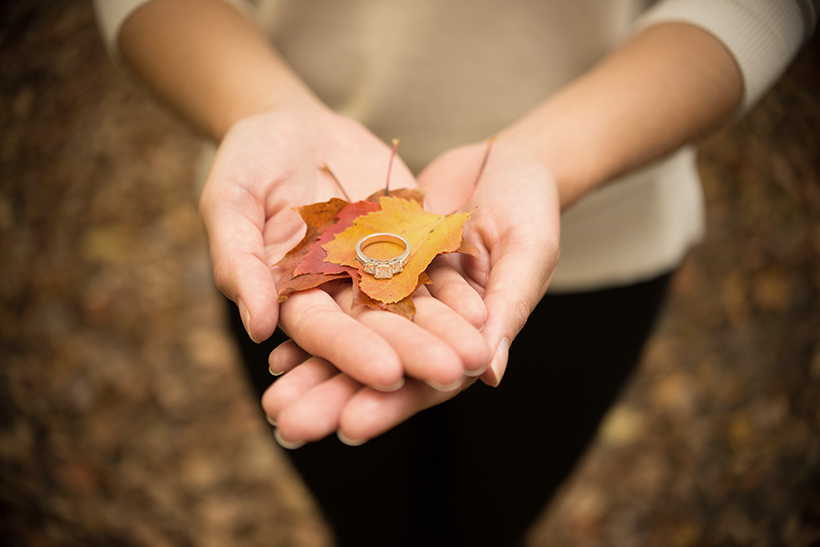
[331,284,491,387]
[261,357,356,449]
[452,158,561,388]
[264,278,491,448]
[338,379,472,443]
[357,313,464,390]
[479,235,558,387]
[199,182,280,343]
[268,338,310,376]
[277,288,405,390]
[261,356,337,421]
[275,372,363,447]
[424,257,487,330]
[264,363,471,448]
[410,288,491,377]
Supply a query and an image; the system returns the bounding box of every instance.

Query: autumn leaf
[272,190,466,320]
[294,199,380,276]
[272,137,493,317]
[323,196,472,304]
[351,271,431,320]
[274,197,351,302]
[276,272,350,301]
[366,186,426,205]
[454,237,482,266]
[275,198,348,274]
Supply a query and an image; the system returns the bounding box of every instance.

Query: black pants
[229,273,671,547]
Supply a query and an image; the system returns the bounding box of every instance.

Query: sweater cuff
[634,0,816,112]
[93,0,149,63]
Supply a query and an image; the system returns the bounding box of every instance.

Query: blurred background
[1,2,818,546]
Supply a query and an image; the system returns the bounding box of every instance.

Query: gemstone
[375,265,393,279]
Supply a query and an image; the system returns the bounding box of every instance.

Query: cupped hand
[262,279,484,448]
[262,139,561,448]
[199,106,489,391]
[420,141,561,386]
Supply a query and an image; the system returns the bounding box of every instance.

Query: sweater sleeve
[634,0,817,112]
[92,0,257,64]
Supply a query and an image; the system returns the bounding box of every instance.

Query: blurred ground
[1,2,818,546]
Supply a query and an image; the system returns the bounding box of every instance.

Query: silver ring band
[356,233,410,279]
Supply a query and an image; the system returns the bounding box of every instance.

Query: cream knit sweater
[95,0,816,291]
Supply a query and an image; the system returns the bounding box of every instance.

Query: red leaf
[294,200,380,276]
[366,187,426,205]
[351,271,431,320]
[277,272,350,302]
[274,198,349,274]
[324,196,472,304]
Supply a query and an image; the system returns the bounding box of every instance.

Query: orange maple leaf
[294,200,380,277]
[272,137,494,318]
[323,196,473,304]
[274,189,464,320]
[274,198,353,302]
[351,271,431,319]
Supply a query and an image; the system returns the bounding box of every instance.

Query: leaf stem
[320,164,352,202]
[385,138,400,197]
[451,136,497,214]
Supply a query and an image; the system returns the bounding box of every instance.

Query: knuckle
[210,262,232,296]
[511,297,533,335]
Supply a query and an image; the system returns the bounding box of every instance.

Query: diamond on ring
[356,233,410,279]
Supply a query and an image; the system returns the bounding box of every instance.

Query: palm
[262,140,561,447]
[202,108,490,445]
[205,107,415,269]
[420,142,561,385]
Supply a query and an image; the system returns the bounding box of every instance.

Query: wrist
[217,85,328,142]
[493,126,597,211]
[119,0,331,142]
[495,23,742,211]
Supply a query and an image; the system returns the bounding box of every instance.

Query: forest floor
[1,3,819,546]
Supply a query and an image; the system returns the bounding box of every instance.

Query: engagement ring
[356,233,410,279]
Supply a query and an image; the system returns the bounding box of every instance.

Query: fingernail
[337,430,368,447]
[274,429,305,450]
[425,378,463,392]
[463,362,488,378]
[237,298,260,344]
[268,365,284,376]
[374,377,405,392]
[488,338,510,388]
[265,414,277,426]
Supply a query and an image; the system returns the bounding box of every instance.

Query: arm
[498,23,742,209]
[265,7,813,445]
[469,22,744,385]
[107,0,491,390]
[118,0,322,140]
[463,0,814,382]
[500,0,817,207]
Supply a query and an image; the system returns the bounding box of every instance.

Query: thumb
[479,237,558,387]
[199,185,280,344]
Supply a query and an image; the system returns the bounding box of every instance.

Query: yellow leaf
[323,196,471,304]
